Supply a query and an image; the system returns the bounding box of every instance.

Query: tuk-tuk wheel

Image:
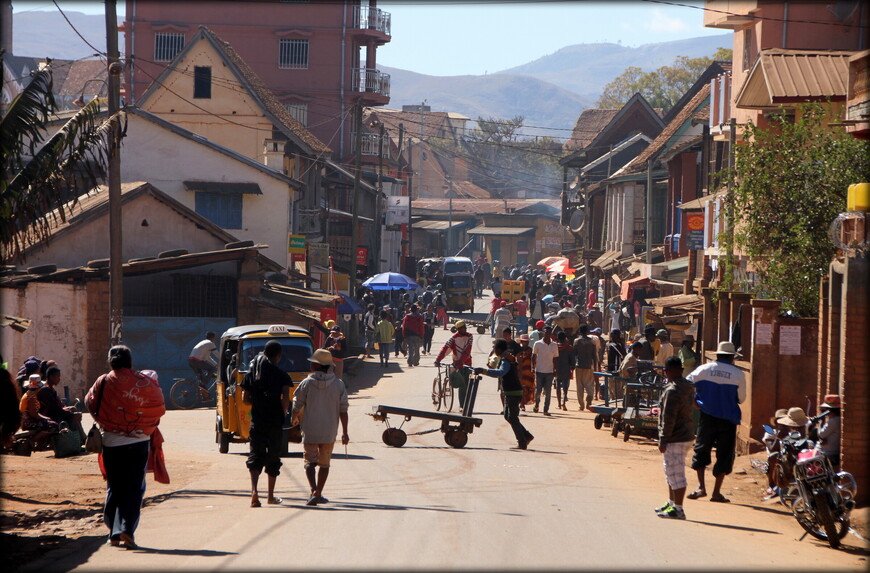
[217,417,230,454]
[623,426,632,442]
[476,326,486,335]
[611,421,621,438]
[593,414,603,430]
[445,429,468,449]
[382,428,407,448]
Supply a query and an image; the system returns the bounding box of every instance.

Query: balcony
[356,132,389,156]
[352,68,391,102]
[352,5,391,39]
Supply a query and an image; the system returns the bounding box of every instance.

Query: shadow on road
[17,534,105,573]
[129,546,237,557]
[689,520,781,535]
[732,502,792,516]
[285,500,470,514]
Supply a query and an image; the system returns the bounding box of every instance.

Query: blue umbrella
[541,294,555,303]
[362,272,419,291]
[337,294,364,314]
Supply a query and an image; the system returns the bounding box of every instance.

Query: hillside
[498,34,732,100]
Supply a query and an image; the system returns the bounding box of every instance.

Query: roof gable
[562,93,665,160]
[137,26,330,156]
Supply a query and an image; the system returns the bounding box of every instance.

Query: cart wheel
[623,426,632,442]
[476,325,486,335]
[611,421,621,437]
[444,429,468,449]
[382,428,407,448]
[593,414,603,430]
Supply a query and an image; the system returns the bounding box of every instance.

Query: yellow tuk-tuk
[445,274,474,312]
[216,324,314,454]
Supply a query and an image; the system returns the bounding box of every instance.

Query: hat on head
[141,369,158,383]
[821,394,841,409]
[536,320,545,329]
[27,374,41,388]
[683,334,695,343]
[324,319,335,329]
[500,301,508,307]
[519,334,530,341]
[590,328,602,334]
[308,348,334,366]
[454,321,466,329]
[331,325,340,331]
[716,341,737,355]
[656,329,669,337]
[777,407,809,427]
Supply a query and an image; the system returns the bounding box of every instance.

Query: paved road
[25,295,868,571]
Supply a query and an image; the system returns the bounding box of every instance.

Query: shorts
[303,442,336,468]
[247,425,283,477]
[691,411,737,476]
[662,441,693,489]
[556,377,569,390]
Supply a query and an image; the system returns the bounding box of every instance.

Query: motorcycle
[787,412,857,549]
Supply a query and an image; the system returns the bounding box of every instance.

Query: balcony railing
[352,68,390,98]
[353,5,391,36]
[356,132,389,156]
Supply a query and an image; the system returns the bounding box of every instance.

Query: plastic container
[847,182,869,212]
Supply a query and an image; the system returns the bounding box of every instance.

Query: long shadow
[283,500,470,514]
[130,546,236,557]
[733,502,792,516]
[16,534,105,573]
[689,520,781,535]
[0,492,85,506]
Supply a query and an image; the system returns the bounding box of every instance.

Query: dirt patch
[0,448,209,571]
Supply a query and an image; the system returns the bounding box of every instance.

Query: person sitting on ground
[19,374,57,445]
[37,366,86,445]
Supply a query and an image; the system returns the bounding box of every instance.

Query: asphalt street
[23,295,868,571]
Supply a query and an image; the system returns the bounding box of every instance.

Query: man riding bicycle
[189,332,218,388]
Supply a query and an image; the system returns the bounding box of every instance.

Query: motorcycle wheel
[792,495,850,545]
[814,492,841,549]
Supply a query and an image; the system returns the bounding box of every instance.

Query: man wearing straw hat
[292,349,349,507]
[686,341,747,504]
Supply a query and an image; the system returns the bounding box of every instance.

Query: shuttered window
[279,39,309,69]
[155,33,185,62]
[193,66,211,99]
[284,103,308,126]
[195,192,243,229]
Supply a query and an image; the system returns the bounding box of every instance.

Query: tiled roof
[620,83,711,175]
[199,27,330,155]
[563,109,619,152]
[452,180,491,199]
[57,60,107,96]
[412,198,560,214]
[373,109,458,142]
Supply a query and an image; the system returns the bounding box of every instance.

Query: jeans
[517,315,529,334]
[405,335,421,366]
[188,357,215,386]
[423,329,434,353]
[534,372,554,412]
[504,394,533,446]
[378,342,392,365]
[103,440,150,541]
[365,329,376,355]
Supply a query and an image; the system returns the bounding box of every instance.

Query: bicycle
[170,370,218,410]
[431,364,455,412]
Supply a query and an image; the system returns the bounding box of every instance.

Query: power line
[641,0,868,30]
[51,0,107,56]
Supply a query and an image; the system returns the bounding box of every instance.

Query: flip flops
[686,489,707,500]
[267,498,284,505]
[710,494,731,503]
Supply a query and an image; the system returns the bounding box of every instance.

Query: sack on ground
[53,428,82,458]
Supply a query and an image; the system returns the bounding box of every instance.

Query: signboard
[288,234,306,254]
[291,252,305,263]
[779,325,802,355]
[386,196,409,226]
[545,222,561,234]
[686,214,705,250]
[355,247,368,266]
[308,242,329,267]
[544,236,561,248]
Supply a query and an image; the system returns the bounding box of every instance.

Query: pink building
[122,0,391,160]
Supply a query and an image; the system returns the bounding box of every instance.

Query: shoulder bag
[85,376,106,454]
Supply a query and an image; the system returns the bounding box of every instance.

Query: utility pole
[372,122,385,274]
[349,98,363,302]
[446,176,454,256]
[106,0,123,346]
[645,159,653,264]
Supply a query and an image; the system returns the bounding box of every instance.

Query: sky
[11,0,725,76]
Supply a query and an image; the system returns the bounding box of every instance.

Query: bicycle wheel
[442,379,454,412]
[432,375,442,409]
[170,379,200,410]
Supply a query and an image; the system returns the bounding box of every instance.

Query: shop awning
[467,226,535,236]
[412,220,470,231]
[678,190,725,210]
[183,181,262,194]
[621,275,651,299]
[591,250,621,269]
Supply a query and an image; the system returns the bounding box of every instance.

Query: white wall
[1,283,89,399]
[120,115,295,268]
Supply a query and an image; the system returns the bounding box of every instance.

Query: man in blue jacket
[686,341,746,504]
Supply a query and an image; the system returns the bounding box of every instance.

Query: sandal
[686,489,707,500]
[710,494,730,503]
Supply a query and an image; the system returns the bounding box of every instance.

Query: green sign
[288,234,305,254]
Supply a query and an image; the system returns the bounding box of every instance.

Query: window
[284,103,308,126]
[193,66,211,99]
[195,192,243,229]
[279,39,309,69]
[489,239,501,262]
[154,32,185,62]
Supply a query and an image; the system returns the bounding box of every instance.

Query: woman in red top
[85,345,165,549]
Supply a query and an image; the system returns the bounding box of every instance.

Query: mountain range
[9,10,731,137]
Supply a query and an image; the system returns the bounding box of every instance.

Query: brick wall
[84,280,111,399]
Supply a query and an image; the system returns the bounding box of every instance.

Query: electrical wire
[51,0,108,56]
[641,0,868,30]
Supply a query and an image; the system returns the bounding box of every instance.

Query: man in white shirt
[531,326,559,416]
[655,329,675,367]
[189,332,218,388]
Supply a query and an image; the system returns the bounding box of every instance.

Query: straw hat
[716,341,738,355]
[26,374,41,388]
[777,407,809,427]
[308,348,334,367]
[821,394,841,409]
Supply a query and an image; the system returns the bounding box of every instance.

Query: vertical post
[349,98,363,302]
[447,177,453,256]
[372,122,385,273]
[645,159,653,264]
[106,0,123,346]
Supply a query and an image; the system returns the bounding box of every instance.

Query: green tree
[1,66,122,262]
[597,48,732,113]
[724,103,870,316]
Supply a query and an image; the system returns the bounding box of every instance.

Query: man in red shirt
[401,304,425,367]
[488,293,504,336]
[513,295,529,334]
[435,321,474,408]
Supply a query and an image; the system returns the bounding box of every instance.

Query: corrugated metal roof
[183,181,262,195]
[467,226,535,236]
[736,49,854,109]
[412,220,468,231]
